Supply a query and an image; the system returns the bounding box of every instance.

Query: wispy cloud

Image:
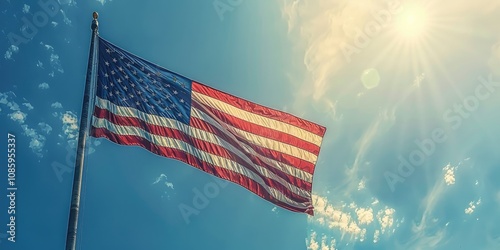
[281,0,399,104]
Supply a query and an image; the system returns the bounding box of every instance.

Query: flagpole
[65,12,99,250]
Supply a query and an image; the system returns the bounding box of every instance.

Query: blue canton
[96,37,192,124]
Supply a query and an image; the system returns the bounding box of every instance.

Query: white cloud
[51,21,58,27]
[59,0,77,6]
[358,178,366,190]
[21,125,46,157]
[39,82,50,89]
[152,174,174,189]
[38,122,53,134]
[4,45,19,60]
[22,4,30,13]
[50,53,64,73]
[376,208,395,234]
[356,207,374,225]
[0,92,20,111]
[96,0,113,5]
[9,111,27,123]
[464,198,481,215]
[306,231,336,250]
[51,102,63,109]
[36,60,44,68]
[60,9,72,25]
[22,102,34,110]
[62,111,79,140]
[310,194,397,243]
[443,164,456,185]
[373,230,380,243]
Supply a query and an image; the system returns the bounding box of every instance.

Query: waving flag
[91,37,326,215]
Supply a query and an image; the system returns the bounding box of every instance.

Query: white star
[180,99,184,103]
[131,83,135,87]
[111,70,115,75]
[138,78,143,82]
[112,58,117,63]
[152,79,157,84]
[147,73,151,77]
[177,113,182,117]
[140,67,145,71]
[104,85,108,89]
[173,90,178,95]
[136,101,140,106]
[117,79,122,83]
[126,62,131,68]
[105,61,110,66]
[123,86,128,91]
[115,90,119,95]
[137,91,142,95]
[120,56,124,60]
[110,92,113,96]
[110,82,114,86]
[132,70,137,75]
[104,73,109,77]
[106,48,111,53]
[118,66,123,72]
[129,94,134,98]
[124,75,129,80]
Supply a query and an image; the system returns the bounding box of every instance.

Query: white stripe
[191,106,314,183]
[192,91,323,146]
[94,97,312,197]
[92,116,310,209]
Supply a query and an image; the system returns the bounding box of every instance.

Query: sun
[396,4,429,38]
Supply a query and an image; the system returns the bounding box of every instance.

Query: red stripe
[191,101,320,155]
[91,127,313,215]
[93,107,312,202]
[192,81,326,137]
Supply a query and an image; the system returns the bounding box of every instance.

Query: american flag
[91,37,326,215]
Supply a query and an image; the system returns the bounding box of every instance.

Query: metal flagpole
[65,12,99,250]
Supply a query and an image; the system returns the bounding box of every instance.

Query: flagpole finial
[91,12,99,31]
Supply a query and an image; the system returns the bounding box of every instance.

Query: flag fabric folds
[91,37,327,215]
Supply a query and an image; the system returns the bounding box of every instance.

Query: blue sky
[1,0,500,249]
